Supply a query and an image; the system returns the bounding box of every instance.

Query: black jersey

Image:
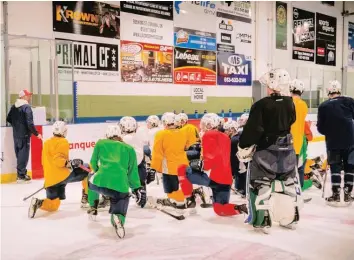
[239,94,296,150]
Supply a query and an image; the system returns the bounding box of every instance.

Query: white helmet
[200,113,219,131]
[223,120,239,132]
[161,112,176,127]
[106,125,122,139]
[179,113,188,123]
[238,113,249,127]
[119,116,137,133]
[327,80,341,95]
[146,115,160,128]
[217,116,225,126]
[290,79,305,94]
[175,113,188,127]
[53,121,67,137]
[262,68,291,92]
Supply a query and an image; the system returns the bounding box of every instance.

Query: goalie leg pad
[177,164,193,197]
[247,180,272,226]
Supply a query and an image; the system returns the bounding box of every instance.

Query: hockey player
[317,80,354,204]
[28,121,89,218]
[217,116,226,133]
[175,113,200,148]
[87,125,146,238]
[150,112,192,213]
[224,120,246,196]
[237,69,299,232]
[237,113,249,134]
[178,113,248,217]
[290,79,308,188]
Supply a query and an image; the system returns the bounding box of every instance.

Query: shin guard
[40,198,61,212]
[177,164,193,197]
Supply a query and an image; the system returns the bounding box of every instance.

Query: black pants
[14,137,30,177]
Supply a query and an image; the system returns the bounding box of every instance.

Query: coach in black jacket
[6,90,42,183]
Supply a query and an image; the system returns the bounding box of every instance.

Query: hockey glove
[71,159,83,168]
[190,159,204,172]
[146,168,156,185]
[239,162,247,174]
[132,187,147,208]
[237,145,255,163]
[65,160,72,169]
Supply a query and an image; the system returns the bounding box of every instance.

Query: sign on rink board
[191,86,207,103]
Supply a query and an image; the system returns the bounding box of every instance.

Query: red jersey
[202,130,233,185]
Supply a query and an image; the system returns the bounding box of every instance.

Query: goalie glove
[132,187,147,208]
[146,168,156,185]
[237,145,256,163]
[190,159,204,172]
[71,159,83,168]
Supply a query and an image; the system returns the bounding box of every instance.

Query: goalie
[237,69,300,232]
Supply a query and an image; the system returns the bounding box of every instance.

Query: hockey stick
[23,186,45,201]
[322,167,329,198]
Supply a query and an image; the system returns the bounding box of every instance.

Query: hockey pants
[88,183,130,225]
[327,148,354,192]
[177,164,241,216]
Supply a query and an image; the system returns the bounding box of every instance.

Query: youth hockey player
[317,80,354,205]
[290,79,308,188]
[224,120,246,197]
[175,113,199,148]
[237,113,249,134]
[150,112,192,214]
[87,125,146,238]
[28,121,89,218]
[237,69,299,232]
[178,113,248,217]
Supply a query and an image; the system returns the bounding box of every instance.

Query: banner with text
[120,40,173,83]
[174,47,216,85]
[56,39,119,81]
[216,1,251,19]
[174,27,216,51]
[348,22,354,67]
[315,12,336,66]
[217,52,252,86]
[292,8,315,62]
[276,2,287,50]
[53,1,120,39]
[120,11,173,45]
[121,1,173,20]
[191,86,207,103]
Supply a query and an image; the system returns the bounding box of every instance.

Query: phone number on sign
[224,77,247,83]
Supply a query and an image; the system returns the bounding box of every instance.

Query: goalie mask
[261,69,291,94]
[119,116,137,134]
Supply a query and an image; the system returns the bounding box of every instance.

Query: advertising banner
[120,1,173,20]
[215,1,251,19]
[315,12,337,66]
[191,86,207,103]
[292,8,315,62]
[217,52,252,86]
[56,39,119,81]
[348,22,354,67]
[174,1,217,33]
[276,1,287,50]
[174,47,216,85]
[120,11,173,45]
[174,27,216,51]
[120,40,173,83]
[53,1,120,39]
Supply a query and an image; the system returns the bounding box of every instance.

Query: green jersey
[90,139,141,193]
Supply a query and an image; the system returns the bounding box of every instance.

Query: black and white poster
[292,8,315,62]
[315,12,337,66]
[56,39,119,81]
[53,1,120,39]
[121,1,173,20]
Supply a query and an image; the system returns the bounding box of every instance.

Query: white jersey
[146,127,163,148]
[122,132,146,165]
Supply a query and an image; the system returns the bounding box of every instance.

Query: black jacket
[230,134,240,174]
[6,99,38,138]
[239,94,296,150]
[317,96,354,150]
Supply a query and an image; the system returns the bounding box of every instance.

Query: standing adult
[317,81,354,204]
[6,90,42,183]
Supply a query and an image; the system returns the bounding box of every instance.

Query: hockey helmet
[290,79,305,94]
[262,68,291,93]
[327,80,341,95]
[238,113,249,127]
[146,115,160,128]
[119,116,137,133]
[200,113,219,131]
[106,125,122,139]
[223,120,239,133]
[161,112,176,127]
[53,121,68,137]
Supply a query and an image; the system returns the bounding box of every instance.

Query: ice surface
[1,177,354,260]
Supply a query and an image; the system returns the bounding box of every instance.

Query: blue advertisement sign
[174,27,216,51]
[217,52,252,86]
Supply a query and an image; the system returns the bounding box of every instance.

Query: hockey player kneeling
[28,121,89,218]
[237,69,301,233]
[87,125,146,238]
[178,113,248,217]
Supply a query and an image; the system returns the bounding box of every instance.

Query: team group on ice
[6,68,354,237]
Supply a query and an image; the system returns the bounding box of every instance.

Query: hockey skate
[28,198,43,219]
[111,214,125,239]
[325,190,341,207]
[98,195,110,209]
[235,204,248,215]
[344,187,353,205]
[17,174,31,184]
[87,200,99,221]
[193,187,213,207]
[81,189,89,208]
[253,211,272,234]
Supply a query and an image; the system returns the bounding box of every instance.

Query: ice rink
[1,178,354,260]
